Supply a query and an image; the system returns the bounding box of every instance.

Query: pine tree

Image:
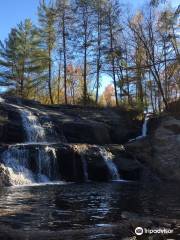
[56,0,73,104]
[38,0,56,104]
[104,0,122,106]
[0,19,47,97]
[73,0,95,105]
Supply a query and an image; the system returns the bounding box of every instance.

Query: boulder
[126,114,180,182]
[105,145,144,180]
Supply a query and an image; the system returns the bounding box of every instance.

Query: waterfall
[99,148,120,181]
[1,145,58,185]
[0,100,61,185]
[1,99,123,185]
[19,108,46,143]
[1,146,35,185]
[136,114,150,139]
[128,114,150,142]
[141,115,149,137]
[37,146,58,181]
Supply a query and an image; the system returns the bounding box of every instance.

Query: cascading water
[19,108,46,143]
[37,146,58,181]
[136,114,150,139]
[142,115,149,137]
[1,145,58,185]
[1,100,60,185]
[1,98,121,185]
[1,146,35,185]
[129,114,150,142]
[99,148,120,181]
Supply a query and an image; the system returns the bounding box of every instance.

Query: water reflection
[0,181,180,239]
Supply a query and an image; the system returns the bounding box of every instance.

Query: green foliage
[0,19,48,97]
[38,0,56,51]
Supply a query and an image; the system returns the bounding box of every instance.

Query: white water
[142,115,149,137]
[1,100,121,185]
[0,102,58,185]
[37,146,58,180]
[1,145,58,185]
[1,146,35,185]
[129,114,150,142]
[19,108,46,143]
[99,148,120,181]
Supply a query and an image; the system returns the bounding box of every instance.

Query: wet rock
[0,164,11,187]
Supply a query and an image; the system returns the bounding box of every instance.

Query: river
[0,181,180,239]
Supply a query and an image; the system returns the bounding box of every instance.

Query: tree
[38,0,56,104]
[73,0,95,105]
[92,0,107,104]
[56,0,73,104]
[104,0,122,106]
[129,8,168,110]
[0,19,47,97]
[103,84,115,106]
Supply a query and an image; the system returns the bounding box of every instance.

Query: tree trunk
[58,60,61,104]
[95,6,102,104]
[83,16,88,105]
[62,12,67,104]
[48,48,54,104]
[109,15,118,106]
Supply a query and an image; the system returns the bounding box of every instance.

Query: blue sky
[0,0,179,41]
[0,0,39,41]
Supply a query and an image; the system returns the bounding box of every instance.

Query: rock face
[0,96,142,145]
[0,104,24,144]
[126,108,180,181]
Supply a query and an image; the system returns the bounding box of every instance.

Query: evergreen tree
[56,0,73,104]
[0,19,47,97]
[38,0,56,104]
